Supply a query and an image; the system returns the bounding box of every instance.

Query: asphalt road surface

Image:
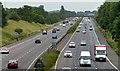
[1,19,77,70]
[55,17,119,71]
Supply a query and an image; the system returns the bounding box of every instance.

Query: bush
[9,12,21,21]
[14,28,23,34]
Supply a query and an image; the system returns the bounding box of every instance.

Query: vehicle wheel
[89,65,91,67]
[104,59,106,62]
[95,58,97,61]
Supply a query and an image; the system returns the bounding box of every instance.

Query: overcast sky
[0,0,107,12]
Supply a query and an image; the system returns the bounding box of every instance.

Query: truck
[94,45,107,61]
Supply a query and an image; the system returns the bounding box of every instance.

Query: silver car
[81,40,86,46]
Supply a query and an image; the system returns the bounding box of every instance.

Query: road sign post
[52,42,57,48]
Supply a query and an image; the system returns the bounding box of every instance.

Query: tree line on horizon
[1,5,76,28]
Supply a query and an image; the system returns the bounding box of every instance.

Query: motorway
[1,19,77,70]
[55,17,118,71]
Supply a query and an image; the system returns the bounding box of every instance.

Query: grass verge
[36,48,60,71]
[1,20,62,47]
[92,19,119,55]
[67,18,83,34]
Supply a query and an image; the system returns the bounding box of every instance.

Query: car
[52,34,57,39]
[79,51,92,67]
[35,38,41,44]
[76,29,80,32]
[0,47,9,54]
[78,25,81,29]
[80,23,82,25]
[82,30,86,34]
[7,60,18,69]
[64,51,72,58]
[59,23,62,26]
[89,27,93,31]
[90,24,92,27]
[81,40,86,46]
[56,28,60,31]
[52,29,57,33]
[62,24,66,27]
[69,22,73,25]
[69,42,76,48]
[42,30,47,35]
[62,67,71,71]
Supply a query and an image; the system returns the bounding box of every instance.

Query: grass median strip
[34,18,83,70]
[35,48,60,71]
[67,18,83,34]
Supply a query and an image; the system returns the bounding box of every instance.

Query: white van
[79,51,92,67]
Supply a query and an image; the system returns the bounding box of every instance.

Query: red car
[7,60,18,69]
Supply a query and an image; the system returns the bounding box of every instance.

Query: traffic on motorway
[55,17,118,71]
[0,17,119,71]
[0,17,80,70]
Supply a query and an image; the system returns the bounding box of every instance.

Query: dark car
[7,60,18,69]
[35,38,41,44]
[52,29,57,33]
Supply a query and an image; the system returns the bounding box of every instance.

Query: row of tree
[96,2,120,55]
[1,5,76,27]
[96,2,120,42]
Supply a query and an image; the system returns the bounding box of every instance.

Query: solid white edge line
[26,47,49,71]
[54,30,76,70]
[54,20,81,70]
[93,21,119,71]
[26,25,70,71]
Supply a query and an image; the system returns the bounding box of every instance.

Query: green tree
[9,12,21,21]
[1,6,7,27]
[14,28,23,34]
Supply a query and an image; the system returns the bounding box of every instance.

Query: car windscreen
[0,48,7,50]
[97,50,105,55]
[9,60,17,63]
[80,56,90,60]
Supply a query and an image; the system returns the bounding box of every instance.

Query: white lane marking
[26,48,48,71]
[93,22,119,71]
[75,67,77,69]
[55,21,80,69]
[26,26,69,71]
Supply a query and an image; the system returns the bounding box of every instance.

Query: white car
[78,25,81,29]
[69,42,76,48]
[82,30,86,34]
[76,29,80,32]
[64,51,72,58]
[42,30,47,35]
[81,40,86,46]
[62,67,71,71]
[62,24,66,27]
[79,51,92,67]
[0,47,9,54]
[59,23,62,26]
[80,23,82,25]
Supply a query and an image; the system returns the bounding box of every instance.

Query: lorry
[94,45,107,61]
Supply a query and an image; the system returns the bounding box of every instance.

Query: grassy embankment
[36,18,83,70]
[93,19,119,55]
[1,20,61,47]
